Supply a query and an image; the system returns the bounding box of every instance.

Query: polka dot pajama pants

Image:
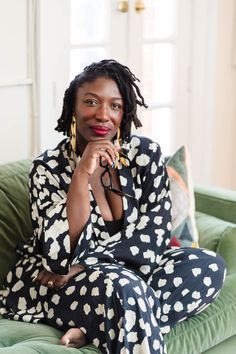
[46,248,226,354]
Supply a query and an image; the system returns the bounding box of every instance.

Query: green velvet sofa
[0,159,236,354]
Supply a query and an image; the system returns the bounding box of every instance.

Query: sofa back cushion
[0,160,32,286]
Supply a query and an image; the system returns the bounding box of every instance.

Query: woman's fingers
[53,276,68,289]
[33,269,57,288]
[68,264,85,277]
[33,269,46,283]
[99,145,117,163]
[88,141,118,163]
[96,149,114,166]
[77,141,118,175]
[54,265,85,288]
[40,272,54,287]
[32,265,86,289]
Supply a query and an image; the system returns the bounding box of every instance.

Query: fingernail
[111,162,115,168]
[66,339,70,346]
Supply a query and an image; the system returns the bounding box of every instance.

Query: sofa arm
[194,184,236,224]
[196,212,236,275]
[217,225,236,275]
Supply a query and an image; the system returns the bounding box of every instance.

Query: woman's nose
[96,104,109,121]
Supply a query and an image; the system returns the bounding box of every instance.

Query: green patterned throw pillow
[166,145,199,248]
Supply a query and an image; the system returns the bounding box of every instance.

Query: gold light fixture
[118,0,129,13]
[135,0,145,13]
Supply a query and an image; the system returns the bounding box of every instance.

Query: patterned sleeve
[83,139,172,277]
[29,158,92,275]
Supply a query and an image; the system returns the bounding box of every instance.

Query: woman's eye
[112,103,122,110]
[84,99,97,106]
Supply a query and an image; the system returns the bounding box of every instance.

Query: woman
[0,59,226,354]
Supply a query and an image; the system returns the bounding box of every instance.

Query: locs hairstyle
[55,59,148,141]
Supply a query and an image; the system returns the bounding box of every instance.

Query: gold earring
[114,127,128,168]
[70,116,77,153]
[116,127,122,146]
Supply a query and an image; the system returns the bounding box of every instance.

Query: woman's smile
[90,124,112,137]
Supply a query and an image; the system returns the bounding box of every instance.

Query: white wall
[187,0,219,187]
[185,0,236,190]
[0,0,70,164]
[211,0,236,189]
[37,0,70,153]
[0,0,32,163]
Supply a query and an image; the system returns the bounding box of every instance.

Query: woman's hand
[77,140,119,176]
[33,264,85,289]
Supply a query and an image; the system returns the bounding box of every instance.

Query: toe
[60,328,88,348]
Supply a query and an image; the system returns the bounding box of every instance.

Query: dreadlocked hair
[55,59,148,141]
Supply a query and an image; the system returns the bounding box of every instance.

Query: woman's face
[74,77,124,148]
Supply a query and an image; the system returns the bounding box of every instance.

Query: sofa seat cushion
[165,273,236,353]
[0,317,101,353]
[202,334,236,354]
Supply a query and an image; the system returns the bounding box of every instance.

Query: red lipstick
[90,125,111,136]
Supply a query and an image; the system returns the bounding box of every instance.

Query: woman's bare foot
[60,328,88,348]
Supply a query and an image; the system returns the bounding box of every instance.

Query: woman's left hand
[33,264,85,289]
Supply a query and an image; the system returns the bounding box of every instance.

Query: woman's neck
[76,136,87,155]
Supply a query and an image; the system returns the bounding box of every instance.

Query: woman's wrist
[74,165,91,180]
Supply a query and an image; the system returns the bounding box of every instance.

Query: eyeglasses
[100,154,134,199]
